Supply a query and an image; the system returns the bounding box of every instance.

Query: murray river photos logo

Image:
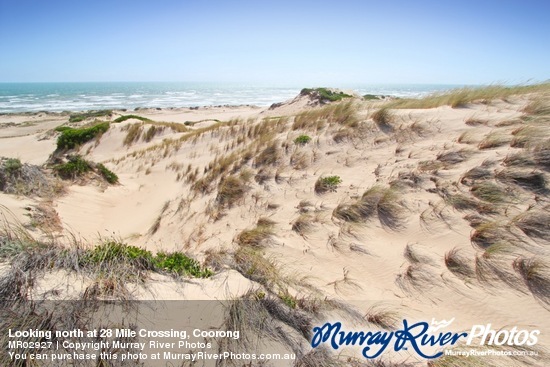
[310,318,540,359]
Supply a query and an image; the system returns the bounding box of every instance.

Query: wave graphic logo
[427,317,455,333]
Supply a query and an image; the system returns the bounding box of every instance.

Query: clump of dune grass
[478,131,512,149]
[522,96,550,116]
[236,222,275,248]
[333,185,406,230]
[473,245,526,292]
[417,160,444,172]
[396,264,437,294]
[533,141,550,171]
[465,117,488,126]
[470,181,513,204]
[470,221,513,249]
[403,243,432,264]
[364,304,401,329]
[292,214,317,236]
[332,128,354,143]
[254,168,273,184]
[254,141,281,167]
[503,151,536,168]
[123,123,143,145]
[232,247,282,288]
[216,174,249,208]
[372,107,394,132]
[460,165,493,185]
[495,168,546,192]
[290,150,311,170]
[293,101,358,130]
[514,257,550,305]
[512,209,550,244]
[444,247,474,278]
[444,193,488,212]
[327,268,362,295]
[224,291,315,360]
[510,125,548,148]
[457,130,480,145]
[436,148,475,165]
[314,175,342,194]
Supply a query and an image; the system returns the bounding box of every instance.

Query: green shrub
[81,241,212,278]
[155,252,213,278]
[54,155,91,179]
[97,163,119,184]
[54,126,73,132]
[57,122,110,150]
[83,241,154,265]
[294,134,311,145]
[301,88,353,102]
[114,115,152,123]
[3,158,22,174]
[314,175,342,194]
[69,110,112,123]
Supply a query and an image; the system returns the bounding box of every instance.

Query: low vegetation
[300,87,353,103]
[294,134,311,145]
[54,155,118,184]
[0,157,62,197]
[333,185,406,230]
[56,121,110,150]
[69,109,112,123]
[114,114,153,123]
[314,175,342,194]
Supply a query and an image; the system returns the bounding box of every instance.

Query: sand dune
[1,86,549,366]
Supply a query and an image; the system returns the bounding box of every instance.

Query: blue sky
[0,0,548,85]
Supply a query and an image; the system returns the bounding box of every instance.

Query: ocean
[0,82,466,113]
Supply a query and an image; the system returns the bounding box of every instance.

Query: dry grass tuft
[465,117,488,126]
[372,107,395,132]
[254,141,281,167]
[496,168,546,192]
[444,247,474,278]
[470,221,515,250]
[436,148,475,165]
[236,222,275,248]
[460,166,493,185]
[514,257,550,305]
[333,186,406,230]
[512,209,550,244]
[478,131,512,149]
[292,214,316,236]
[470,181,513,204]
[217,175,249,208]
[364,304,401,329]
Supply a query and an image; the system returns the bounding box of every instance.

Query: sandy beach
[1,85,549,366]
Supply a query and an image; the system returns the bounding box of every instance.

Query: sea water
[0,82,465,113]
